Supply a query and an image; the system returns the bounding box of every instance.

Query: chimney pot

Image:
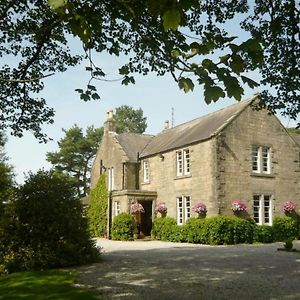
[164,120,170,130]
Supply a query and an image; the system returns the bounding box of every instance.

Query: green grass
[0,269,98,300]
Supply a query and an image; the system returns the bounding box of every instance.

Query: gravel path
[77,239,300,300]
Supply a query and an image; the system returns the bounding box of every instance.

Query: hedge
[152,216,256,245]
[151,217,184,242]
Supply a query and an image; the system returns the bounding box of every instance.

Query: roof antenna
[171,107,175,128]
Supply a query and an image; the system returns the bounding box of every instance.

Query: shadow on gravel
[77,243,300,300]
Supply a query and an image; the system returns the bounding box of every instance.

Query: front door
[139,200,153,236]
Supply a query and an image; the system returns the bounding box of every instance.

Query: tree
[1,1,299,140]
[87,174,108,237]
[46,125,103,197]
[0,132,14,213]
[0,170,99,272]
[115,105,147,134]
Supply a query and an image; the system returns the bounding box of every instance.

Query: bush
[272,216,299,242]
[183,218,208,244]
[0,170,99,273]
[87,174,108,237]
[253,225,274,243]
[151,217,184,242]
[111,213,135,241]
[205,216,255,245]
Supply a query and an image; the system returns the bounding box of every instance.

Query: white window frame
[253,194,273,225]
[108,167,114,191]
[143,160,149,183]
[176,148,190,176]
[176,151,183,176]
[177,195,191,225]
[114,201,120,216]
[252,146,271,174]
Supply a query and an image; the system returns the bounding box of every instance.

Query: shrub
[151,217,184,242]
[87,174,108,237]
[205,216,254,245]
[111,213,135,241]
[0,170,99,273]
[272,216,299,242]
[183,218,208,244]
[253,225,274,243]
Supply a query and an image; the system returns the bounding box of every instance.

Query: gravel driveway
[77,239,300,300]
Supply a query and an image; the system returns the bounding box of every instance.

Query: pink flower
[130,203,145,214]
[283,201,296,214]
[155,202,168,214]
[231,200,247,212]
[192,202,207,214]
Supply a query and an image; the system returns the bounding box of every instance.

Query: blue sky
[5,29,297,184]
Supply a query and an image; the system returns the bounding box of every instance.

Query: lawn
[0,269,98,300]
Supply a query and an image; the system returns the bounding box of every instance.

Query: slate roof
[115,133,154,162]
[140,95,257,158]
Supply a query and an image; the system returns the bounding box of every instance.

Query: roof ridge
[154,95,257,137]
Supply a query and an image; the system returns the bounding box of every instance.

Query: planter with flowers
[155,202,168,218]
[192,202,207,218]
[231,200,247,217]
[283,201,297,216]
[130,202,145,236]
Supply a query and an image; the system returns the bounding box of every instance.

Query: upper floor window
[253,194,273,225]
[143,160,149,183]
[177,195,191,225]
[176,149,190,176]
[252,146,271,174]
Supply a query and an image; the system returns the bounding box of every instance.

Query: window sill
[250,173,275,179]
[174,174,192,180]
[141,181,150,185]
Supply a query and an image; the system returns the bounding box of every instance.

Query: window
[176,149,190,176]
[177,196,191,225]
[114,201,120,216]
[143,160,149,183]
[253,194,273,225]
[252,146,271,174]
[108,167,114,191]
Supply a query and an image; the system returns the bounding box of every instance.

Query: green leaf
[241,76,259,89]
[122,76,135,86]
[223,76,244,100]
[91,93,100,100]
[162,9,181,31]
[48,0,67,10]
[119,66,129,75]
[171,49,181,58]
[178,78,194,93]
[75,88,83,93]
[204,86,225,104]
[87,85,96,91]
[230,54,245,74]
[80,93,90,101]
[202,59,216,72]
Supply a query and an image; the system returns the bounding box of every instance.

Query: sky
[4,16,297,184]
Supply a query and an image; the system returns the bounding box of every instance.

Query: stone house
[91,95,300,236]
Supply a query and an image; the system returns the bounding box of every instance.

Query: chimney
[104,109,116,134]
[164,120,170,130]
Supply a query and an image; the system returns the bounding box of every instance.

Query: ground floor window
[114,201,120,216]
[177,195,191,225]
[253,194,273,225]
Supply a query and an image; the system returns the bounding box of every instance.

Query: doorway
[139,200,153,236]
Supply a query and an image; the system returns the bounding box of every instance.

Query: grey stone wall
[139,139,218,219]
[216,105,300,217]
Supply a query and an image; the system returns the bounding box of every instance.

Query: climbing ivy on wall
[87,174,108,237]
